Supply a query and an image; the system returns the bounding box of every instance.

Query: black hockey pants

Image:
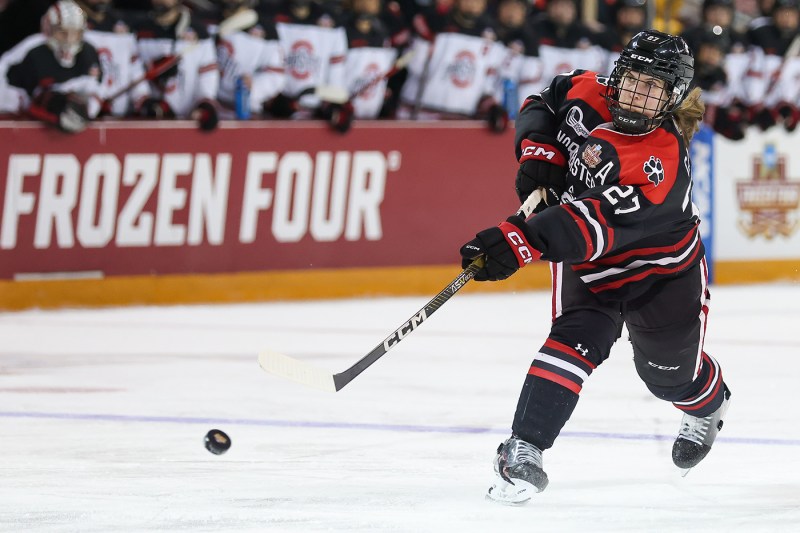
[512,258,728,451]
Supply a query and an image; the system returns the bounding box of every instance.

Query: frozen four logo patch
[643,156,664,186]
[581,144,602,168]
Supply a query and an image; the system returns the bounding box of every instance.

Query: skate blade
[485,478,534,506]
[680,467,692,478]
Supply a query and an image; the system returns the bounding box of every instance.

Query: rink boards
[0,120,797,309]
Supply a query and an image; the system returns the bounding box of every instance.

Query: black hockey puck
[204,429,231,455]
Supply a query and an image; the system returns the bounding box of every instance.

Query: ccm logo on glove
[499,221,541,266]
[519,139,566,166]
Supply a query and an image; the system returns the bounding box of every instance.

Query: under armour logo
[574,343,589,357]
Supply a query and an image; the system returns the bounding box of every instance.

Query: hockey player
[494,0,543,111]
[529,0,609,86]
[133,0,220,130]
[342,0,398,119]
[268,0,348,119]
[215,0,285,118]
[745,0,800,131]
[458,30,732,504]
[3,0,103,133]
[77,0,150,117]
[397,0,509,131]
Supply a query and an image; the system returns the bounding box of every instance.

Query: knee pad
[548,309,622,368]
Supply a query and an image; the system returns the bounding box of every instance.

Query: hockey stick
[315,50,415,105]
[103,9,258,104]
[258,188,544,392]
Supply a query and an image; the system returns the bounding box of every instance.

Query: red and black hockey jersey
[518,70,704,300]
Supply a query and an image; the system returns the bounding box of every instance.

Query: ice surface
[1,283,799,532]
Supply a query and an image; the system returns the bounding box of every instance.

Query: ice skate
[673,386,731,476]
[486,436,549,505]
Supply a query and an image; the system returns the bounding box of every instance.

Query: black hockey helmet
[605,29,694,134]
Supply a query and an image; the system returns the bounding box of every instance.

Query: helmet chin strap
[611,107,660,134]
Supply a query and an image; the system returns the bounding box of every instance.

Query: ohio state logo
[446,51,476,88]
[287,41,317,80]
[96,47,116,87]
[354,63,381,99]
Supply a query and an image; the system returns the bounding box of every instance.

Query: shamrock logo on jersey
[643,156,664,186]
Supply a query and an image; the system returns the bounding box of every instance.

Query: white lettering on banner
[273,152,313,243]
[346,151,386,241]
[310,151,349,242]
[1,150,393,249]
[189,153,231,246]
[1,155,40,249]
[239,150,391,243]
[117,154,158,247]
[78,154,120,248]
[35,154,80,249]
[240,152,277,243]
[155,154,192,246]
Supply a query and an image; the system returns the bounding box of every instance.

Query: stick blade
[315,85,350,104]
[218,8,258,37]
[258,350,337,392]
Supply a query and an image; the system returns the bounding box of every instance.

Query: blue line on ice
[2,410,799,447]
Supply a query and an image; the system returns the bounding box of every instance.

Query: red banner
[0,120,519,279]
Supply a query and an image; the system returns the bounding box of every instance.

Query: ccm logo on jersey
[519,139,566,166]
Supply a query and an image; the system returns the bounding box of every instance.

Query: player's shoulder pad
[590,122,682,205]
[561,70,611,121]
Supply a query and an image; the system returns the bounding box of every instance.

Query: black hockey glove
[264,93,298,118]
[515,137,567,210]
[774,101,800,132]
[487,104,509,133]
[193,100,219,131]
[711,105,745,141]
[477,96,509,133]
[323,101,354,134]
[139,98,175,119]
[459,214,541,282]
[749,105,776,131]
[31,91,89,133]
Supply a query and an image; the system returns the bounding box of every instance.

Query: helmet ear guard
[605,30,695,134]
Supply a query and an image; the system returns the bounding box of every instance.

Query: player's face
[52,27,84,48]
[617,70,669,118]
[456,0,487,18]
[352,0,381,15]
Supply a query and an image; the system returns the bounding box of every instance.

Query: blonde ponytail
[673,87,705,145]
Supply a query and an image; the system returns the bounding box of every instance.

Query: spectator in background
[77,0,150,117]
[748,0,800,54]
[342,0,399,120]
[748,0,778,29]
[398,0,509,131]
[529,0,607,83]
[681,0,748,55]
[689,29,750,139]
[595,0,649,58]
[747,0,800,131]
[215,0,286,119]
[3,0,103,132]
[268,0,348,118]
[133,0,220,130]
[494,0,543,108]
